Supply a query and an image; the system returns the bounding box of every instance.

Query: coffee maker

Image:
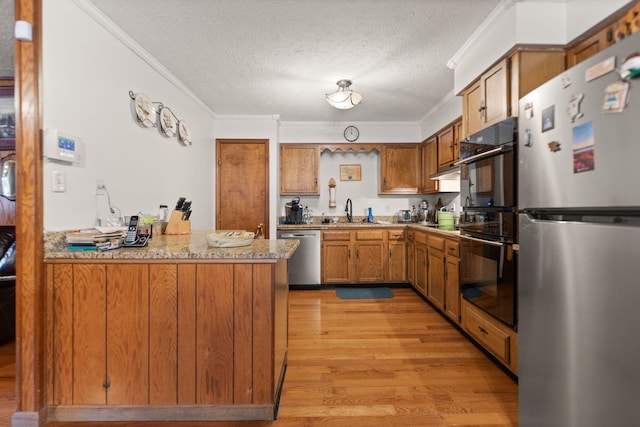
[285,197,303,224]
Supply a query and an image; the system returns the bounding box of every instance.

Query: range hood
[430,163,461,192]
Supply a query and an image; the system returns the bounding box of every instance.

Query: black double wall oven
[457,117,517,328]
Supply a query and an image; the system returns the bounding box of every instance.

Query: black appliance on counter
[285,197,303,224]
[457,117,517,328]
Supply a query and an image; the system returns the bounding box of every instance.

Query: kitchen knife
[175,197,186,210]
[181,201,192,212]
[183,210,192,220]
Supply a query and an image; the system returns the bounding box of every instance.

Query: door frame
[215,138,270,238]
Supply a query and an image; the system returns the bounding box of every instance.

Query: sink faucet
[345,198,353,222]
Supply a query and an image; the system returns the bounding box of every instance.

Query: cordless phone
[124,215,139,244]
[122,215,149,247]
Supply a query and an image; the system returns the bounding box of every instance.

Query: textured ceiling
[86,0,503,121]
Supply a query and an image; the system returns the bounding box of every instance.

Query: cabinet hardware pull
[478,326,488,335]
[103,378,111,389]
[389,249,392,259]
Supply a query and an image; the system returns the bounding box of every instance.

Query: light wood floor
[0,288,518,426]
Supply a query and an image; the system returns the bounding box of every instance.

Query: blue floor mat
[336,287,394,300]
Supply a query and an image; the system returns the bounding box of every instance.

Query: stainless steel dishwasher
[276,230,321,289]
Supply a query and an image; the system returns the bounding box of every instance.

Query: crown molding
[447,0,517,69]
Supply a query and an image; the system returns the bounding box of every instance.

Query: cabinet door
[387,230,406,283]
[355,240,385,283]
[380,144,420,194]
[566,28,613,67]
[445,256,460,323]
[322,240,352,283]
[406,236,415,285]
[454,120,462,162]
[437,126,455,169]
[280,144,319,195]
[427,249,445,311]
[421,138,439,194]
[482,58,510,127]
[462,80,483,138]
[414,243,427,296]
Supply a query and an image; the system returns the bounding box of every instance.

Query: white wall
[450,0,630,94]
[42,0,216,231]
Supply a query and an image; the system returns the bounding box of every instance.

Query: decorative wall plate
[159,107,177,137]
[134,93,155,127]
[178,120,192,145]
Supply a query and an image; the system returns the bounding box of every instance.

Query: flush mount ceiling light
[326,79,363,109]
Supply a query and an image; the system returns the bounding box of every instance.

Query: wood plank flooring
[0,288,517,426]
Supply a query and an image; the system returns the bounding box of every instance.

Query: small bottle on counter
[158,204,169,222]
[367,207,374,223]
[255,223,264,239]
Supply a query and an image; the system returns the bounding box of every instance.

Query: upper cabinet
[436,119,462,171]
[380,144,420,194]
[461,50,565,139]
[280,144,319,195]
[566,28,614,68]
[420,138,439,194]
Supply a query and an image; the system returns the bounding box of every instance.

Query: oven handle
[454,145,510,165]
[461,234,505,247]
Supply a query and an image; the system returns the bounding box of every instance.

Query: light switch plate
[51,170,66,192]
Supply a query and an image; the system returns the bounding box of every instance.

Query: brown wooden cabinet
[46,259,288,421]
[427,235,446,311]
[280,144,319,195]
[387,229,406,282]
[380,144,420,194]
[354,230,386,283]
[461,50,565,139]
[462,298,517,374]
[420,138,439,194]
[413,230,428,297]
[444,239,461,324]
[321,228,405,284]
[406,230,415,285]
[321,230,353,283]
[437,121,461,171]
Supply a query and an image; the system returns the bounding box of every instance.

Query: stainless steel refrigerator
[518,31,640,427]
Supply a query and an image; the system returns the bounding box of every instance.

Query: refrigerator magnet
[572,122,595,174]
[567,93,584,123]
[602,80,630,113]
[542,105,555,132]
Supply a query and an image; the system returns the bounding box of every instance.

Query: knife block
[164,210,191,235]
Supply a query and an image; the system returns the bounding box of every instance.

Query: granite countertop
[45,230,300,260]
[278,217,461,237]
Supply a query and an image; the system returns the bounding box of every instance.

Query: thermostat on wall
[44,128,85,164]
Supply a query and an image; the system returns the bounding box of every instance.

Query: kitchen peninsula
[42,231,297,423]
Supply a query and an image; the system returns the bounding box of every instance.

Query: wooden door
[421,138,439,194]
[445,256,460,323]
[216,139,269,238]
[414,243,427,296]
[427,249,445,311]
[387,230,406,283]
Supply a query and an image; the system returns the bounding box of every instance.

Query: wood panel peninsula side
[41,230,298,424]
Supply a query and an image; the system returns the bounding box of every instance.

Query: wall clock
[344,125,359,142]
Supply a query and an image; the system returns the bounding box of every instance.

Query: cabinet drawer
[414,231,427,245]
[445,239,460,258]
[355,230,384,241]
[428,235,445,251]
[387,229,405,241]
[322,231,350,241]
[463,303,510,364]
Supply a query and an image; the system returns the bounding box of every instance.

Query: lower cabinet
[413,231,428,296]
[321,228,405,284]
[45,260,288,422]
[462,298,518,374]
